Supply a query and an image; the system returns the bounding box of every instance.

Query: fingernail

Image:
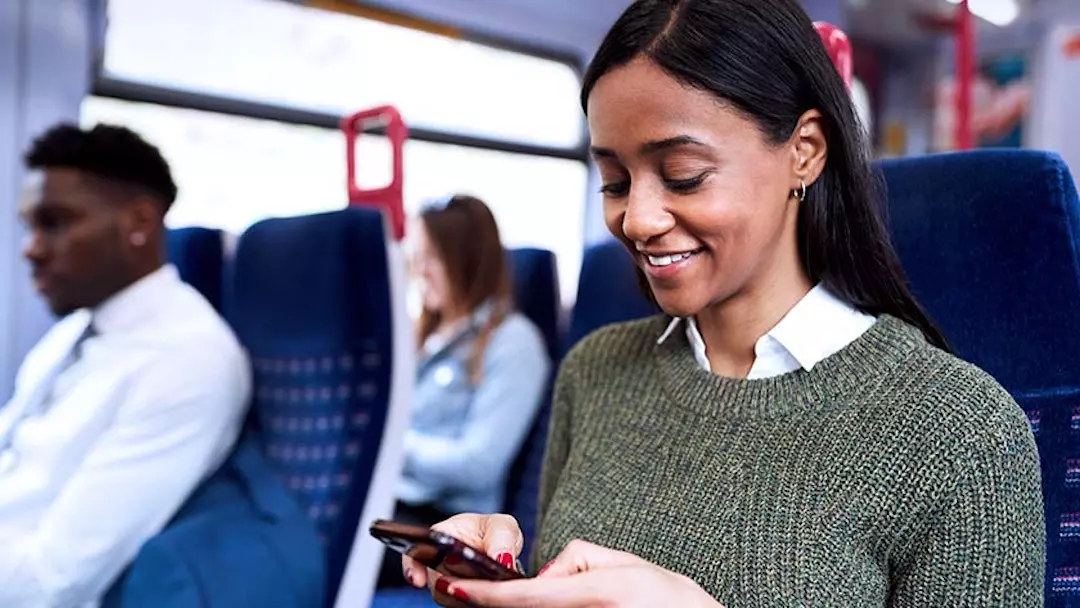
[496,552,514,569]
[537,560,555,576]
[452,586,471,602]
[435,578,451,596]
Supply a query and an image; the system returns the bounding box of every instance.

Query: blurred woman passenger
[379,194,550,587]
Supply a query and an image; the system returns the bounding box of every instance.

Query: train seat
[166,226,225,311]
[566,240,657,349]
[502,247,562,567]
[881,149,1080,607]
[227,208,413,608]
[370,247,564,608]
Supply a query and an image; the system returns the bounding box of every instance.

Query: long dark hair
[416,195,514,382]
[582,0,948,350]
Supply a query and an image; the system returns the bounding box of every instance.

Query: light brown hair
[416,195,512,384]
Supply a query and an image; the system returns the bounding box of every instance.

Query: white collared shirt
[658,284,877,378]
[0,265,251,607]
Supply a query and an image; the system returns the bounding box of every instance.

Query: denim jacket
[398,302,550,515]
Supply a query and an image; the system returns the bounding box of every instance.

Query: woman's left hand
[444,539,723,608]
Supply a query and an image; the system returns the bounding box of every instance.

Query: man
[0,123,250,607]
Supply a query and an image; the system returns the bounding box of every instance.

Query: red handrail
[955,0,976,150]
[342,106,409,240]
[814,22,853,89]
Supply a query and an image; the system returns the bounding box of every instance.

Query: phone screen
[369,519,524,581]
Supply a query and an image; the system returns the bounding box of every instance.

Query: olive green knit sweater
[533,315,1045,607]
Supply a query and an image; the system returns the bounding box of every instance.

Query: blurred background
[4,1,1078,363]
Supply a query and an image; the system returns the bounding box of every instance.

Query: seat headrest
[225,208,390,351]
[879,149,1080,394]
[509,248,561,360]
[166,227,224,311]
[567,240,657,348]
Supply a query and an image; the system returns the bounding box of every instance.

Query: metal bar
[93,77,590,162]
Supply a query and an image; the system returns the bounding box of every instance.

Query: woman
[380,195,550,587]
[404,1,1045,606]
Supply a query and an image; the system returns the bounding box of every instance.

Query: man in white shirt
[0,123,250,607]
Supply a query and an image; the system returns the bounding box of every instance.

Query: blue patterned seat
[166,226,224,311]
[227,208,411,607]
[880,150,1080,607]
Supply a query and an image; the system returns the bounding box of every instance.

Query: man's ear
[122,196,163,248]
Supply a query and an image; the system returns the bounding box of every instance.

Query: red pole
[955,0,975,150]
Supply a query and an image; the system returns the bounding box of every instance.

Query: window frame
[88,0,591,164]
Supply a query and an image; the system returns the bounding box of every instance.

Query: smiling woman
[405,1,1046,607]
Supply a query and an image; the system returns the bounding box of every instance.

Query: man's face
[21,168,133,316]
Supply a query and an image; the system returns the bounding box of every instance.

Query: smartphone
[369,519,524,581]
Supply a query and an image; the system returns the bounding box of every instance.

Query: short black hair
[24,123,178,211]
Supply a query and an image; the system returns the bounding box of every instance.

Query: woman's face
[411,221,454,314]
[587,58,809,319]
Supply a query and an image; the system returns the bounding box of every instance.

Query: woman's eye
[665,172,710,193]
[599,181,630,197]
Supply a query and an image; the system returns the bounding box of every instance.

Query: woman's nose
[622,186,676,244]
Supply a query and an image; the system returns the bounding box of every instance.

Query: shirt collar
[657,284,876,375]
[91,264,180,335]
[764,283,875,372]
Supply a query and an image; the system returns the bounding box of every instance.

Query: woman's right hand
[402,513,524,607]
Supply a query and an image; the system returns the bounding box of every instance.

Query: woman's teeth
[647,251,697,267]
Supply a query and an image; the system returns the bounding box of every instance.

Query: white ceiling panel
[351,0,632,60]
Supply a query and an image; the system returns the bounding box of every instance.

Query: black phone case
[370,519,524,581]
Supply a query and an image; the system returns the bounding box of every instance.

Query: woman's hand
[402,513,523,607]
[445,539,723,608]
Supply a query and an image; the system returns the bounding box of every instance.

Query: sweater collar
[653,315,926,419]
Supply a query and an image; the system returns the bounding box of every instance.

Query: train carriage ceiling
[295,0,1074,59]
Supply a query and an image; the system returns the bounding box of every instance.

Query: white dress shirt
[658,284,877,378]
[0,264,251,608]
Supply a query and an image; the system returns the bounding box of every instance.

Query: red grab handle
[814,22,853,89]
[342,105,408,240]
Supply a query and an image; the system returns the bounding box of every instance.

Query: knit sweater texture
[533,315,1045,607]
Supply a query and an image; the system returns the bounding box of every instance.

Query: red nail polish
[537,560,555,576]
[452,586,471,602]
[435,578,451,595]
[496,552,514,569]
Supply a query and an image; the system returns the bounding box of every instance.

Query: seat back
[225,208,412,607]
[567,240,657,349]
[509,248,562,360]
[501,248,561,567]
[166,227,224,311]
[879,149,1080,607]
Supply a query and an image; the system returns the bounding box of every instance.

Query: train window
[101,0,584,150]
[80,96,587,303]
[80,96,346,233]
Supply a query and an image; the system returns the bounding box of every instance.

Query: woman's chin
[652,293,705,320]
